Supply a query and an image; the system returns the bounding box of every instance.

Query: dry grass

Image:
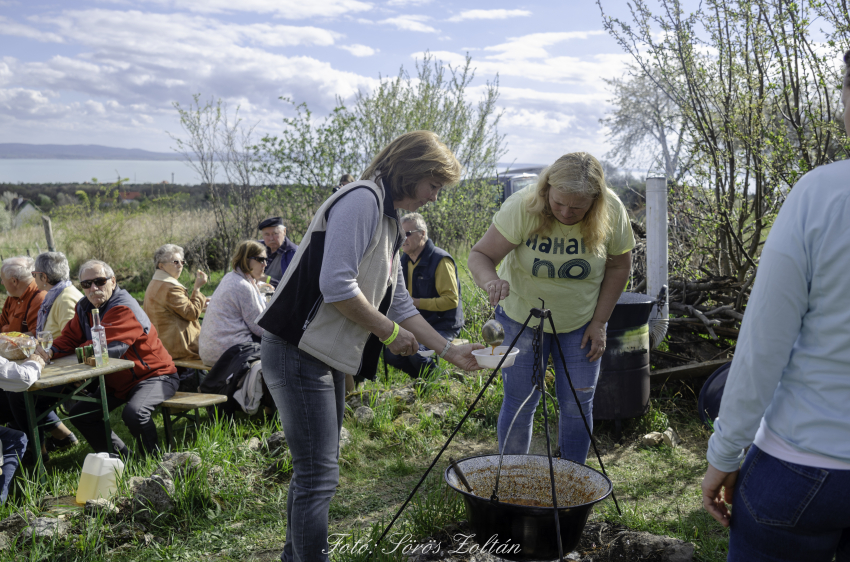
[0,207,216,278]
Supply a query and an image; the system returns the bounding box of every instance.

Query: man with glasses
[36,260,178,457]
[258,217,298,288]
[0,256,46,335]
[384,213,465,379]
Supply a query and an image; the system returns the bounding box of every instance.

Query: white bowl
[417,349,435,357]
[472,346,520,369]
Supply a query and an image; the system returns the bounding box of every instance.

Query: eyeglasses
[80,277,110,289]
[250,256,267,263]
[405,230,422,238]
[172,260,186,266]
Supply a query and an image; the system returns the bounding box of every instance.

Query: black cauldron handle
[490,384,540,502]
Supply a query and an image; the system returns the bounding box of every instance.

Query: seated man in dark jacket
[37,259,178,457]
[384,213,464,378]
[258,217,298,288]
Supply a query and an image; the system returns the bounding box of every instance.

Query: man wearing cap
[258,217,299,288]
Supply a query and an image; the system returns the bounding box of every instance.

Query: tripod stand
[376,301,621,562]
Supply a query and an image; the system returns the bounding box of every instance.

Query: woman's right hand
[194,270,208,290]
[387,325,418,357]
[484,278,511,306]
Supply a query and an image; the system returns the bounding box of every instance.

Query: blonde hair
[361,131,462,200]
[231,240,266,274]
[525,152,616,258]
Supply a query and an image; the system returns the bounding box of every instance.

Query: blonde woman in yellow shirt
[468,152,635,463]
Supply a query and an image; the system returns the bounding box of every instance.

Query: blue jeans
[3,387,62,440]
[728,445,850,562]
[384,327,459,379]
[261,332,346,562]
[1,426,27,504]
[496,307,600,464]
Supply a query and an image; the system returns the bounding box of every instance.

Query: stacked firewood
[628,220,750,341]
[666,276,750,340]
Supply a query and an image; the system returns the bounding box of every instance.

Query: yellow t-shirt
[493,187,635,333]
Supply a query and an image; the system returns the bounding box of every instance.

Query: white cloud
[500,108,575,134]
[340,44,378,57]
[0,16,65,43]
[118,0,373,19]
[2,9,377,119]
[386,0,431,5]
[447,9,531,23]
[375,15,438,33]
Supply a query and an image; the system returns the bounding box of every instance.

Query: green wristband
[381,322,400,346]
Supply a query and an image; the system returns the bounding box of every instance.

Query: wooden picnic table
[17,354,135,479]
[172,358,212,371]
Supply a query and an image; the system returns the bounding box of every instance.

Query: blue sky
[0,0,638,166]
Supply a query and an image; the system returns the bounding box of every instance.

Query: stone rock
[607,530,695,561]
[641,432,664,447]
[245,437,262,452]
[129,475,175,520]
[85,498,119,518]
[395,413,420,427]
[423,403,453,419]
[266,431,287,455]
[0,510,34,535]
[152,452,201,480]
[380,386,417,405]
[663,427,682,448]
[354,406,375,425]
[346,395,363,409]
[339,426,352,449]
[20,517,71,540]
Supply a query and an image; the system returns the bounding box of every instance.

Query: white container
[472,346,520,369]
[76,452,124,504]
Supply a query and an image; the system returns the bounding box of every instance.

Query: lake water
[0,159,201,185]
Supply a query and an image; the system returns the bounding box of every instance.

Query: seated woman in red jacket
[37,259,178,457]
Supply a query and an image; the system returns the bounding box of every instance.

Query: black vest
[401,239,464,333]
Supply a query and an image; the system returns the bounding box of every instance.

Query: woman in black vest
[385,212,464,378]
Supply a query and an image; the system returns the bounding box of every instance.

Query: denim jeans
[384,328,459,379]
[261,332,346,562]
[4,387,63,441]
[68,374,179,457]
[495,306,601,464]
[1,425,27,504]
[729,445,850,562]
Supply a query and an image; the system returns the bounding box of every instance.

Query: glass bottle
[91,308,108,367]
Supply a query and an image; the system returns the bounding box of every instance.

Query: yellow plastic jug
[76,452,124,504]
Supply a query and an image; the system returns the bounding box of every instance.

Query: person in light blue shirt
[701,49,850,562]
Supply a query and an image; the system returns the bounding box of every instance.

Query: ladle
[481,319,505,347]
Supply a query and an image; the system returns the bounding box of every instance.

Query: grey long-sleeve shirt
[319,187,418,325]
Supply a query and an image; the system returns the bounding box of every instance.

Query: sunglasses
[249,256,267,263]
[80,277,110,289]
[405,230,422,238]
[172,260,186,266]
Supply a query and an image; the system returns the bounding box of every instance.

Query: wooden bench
[172,358,213,371]
[159,391,227,449]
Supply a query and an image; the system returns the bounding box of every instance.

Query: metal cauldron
[445,454,612,560]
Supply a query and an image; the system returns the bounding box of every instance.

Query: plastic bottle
[76,452,124,503]
[91,308,108,366]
